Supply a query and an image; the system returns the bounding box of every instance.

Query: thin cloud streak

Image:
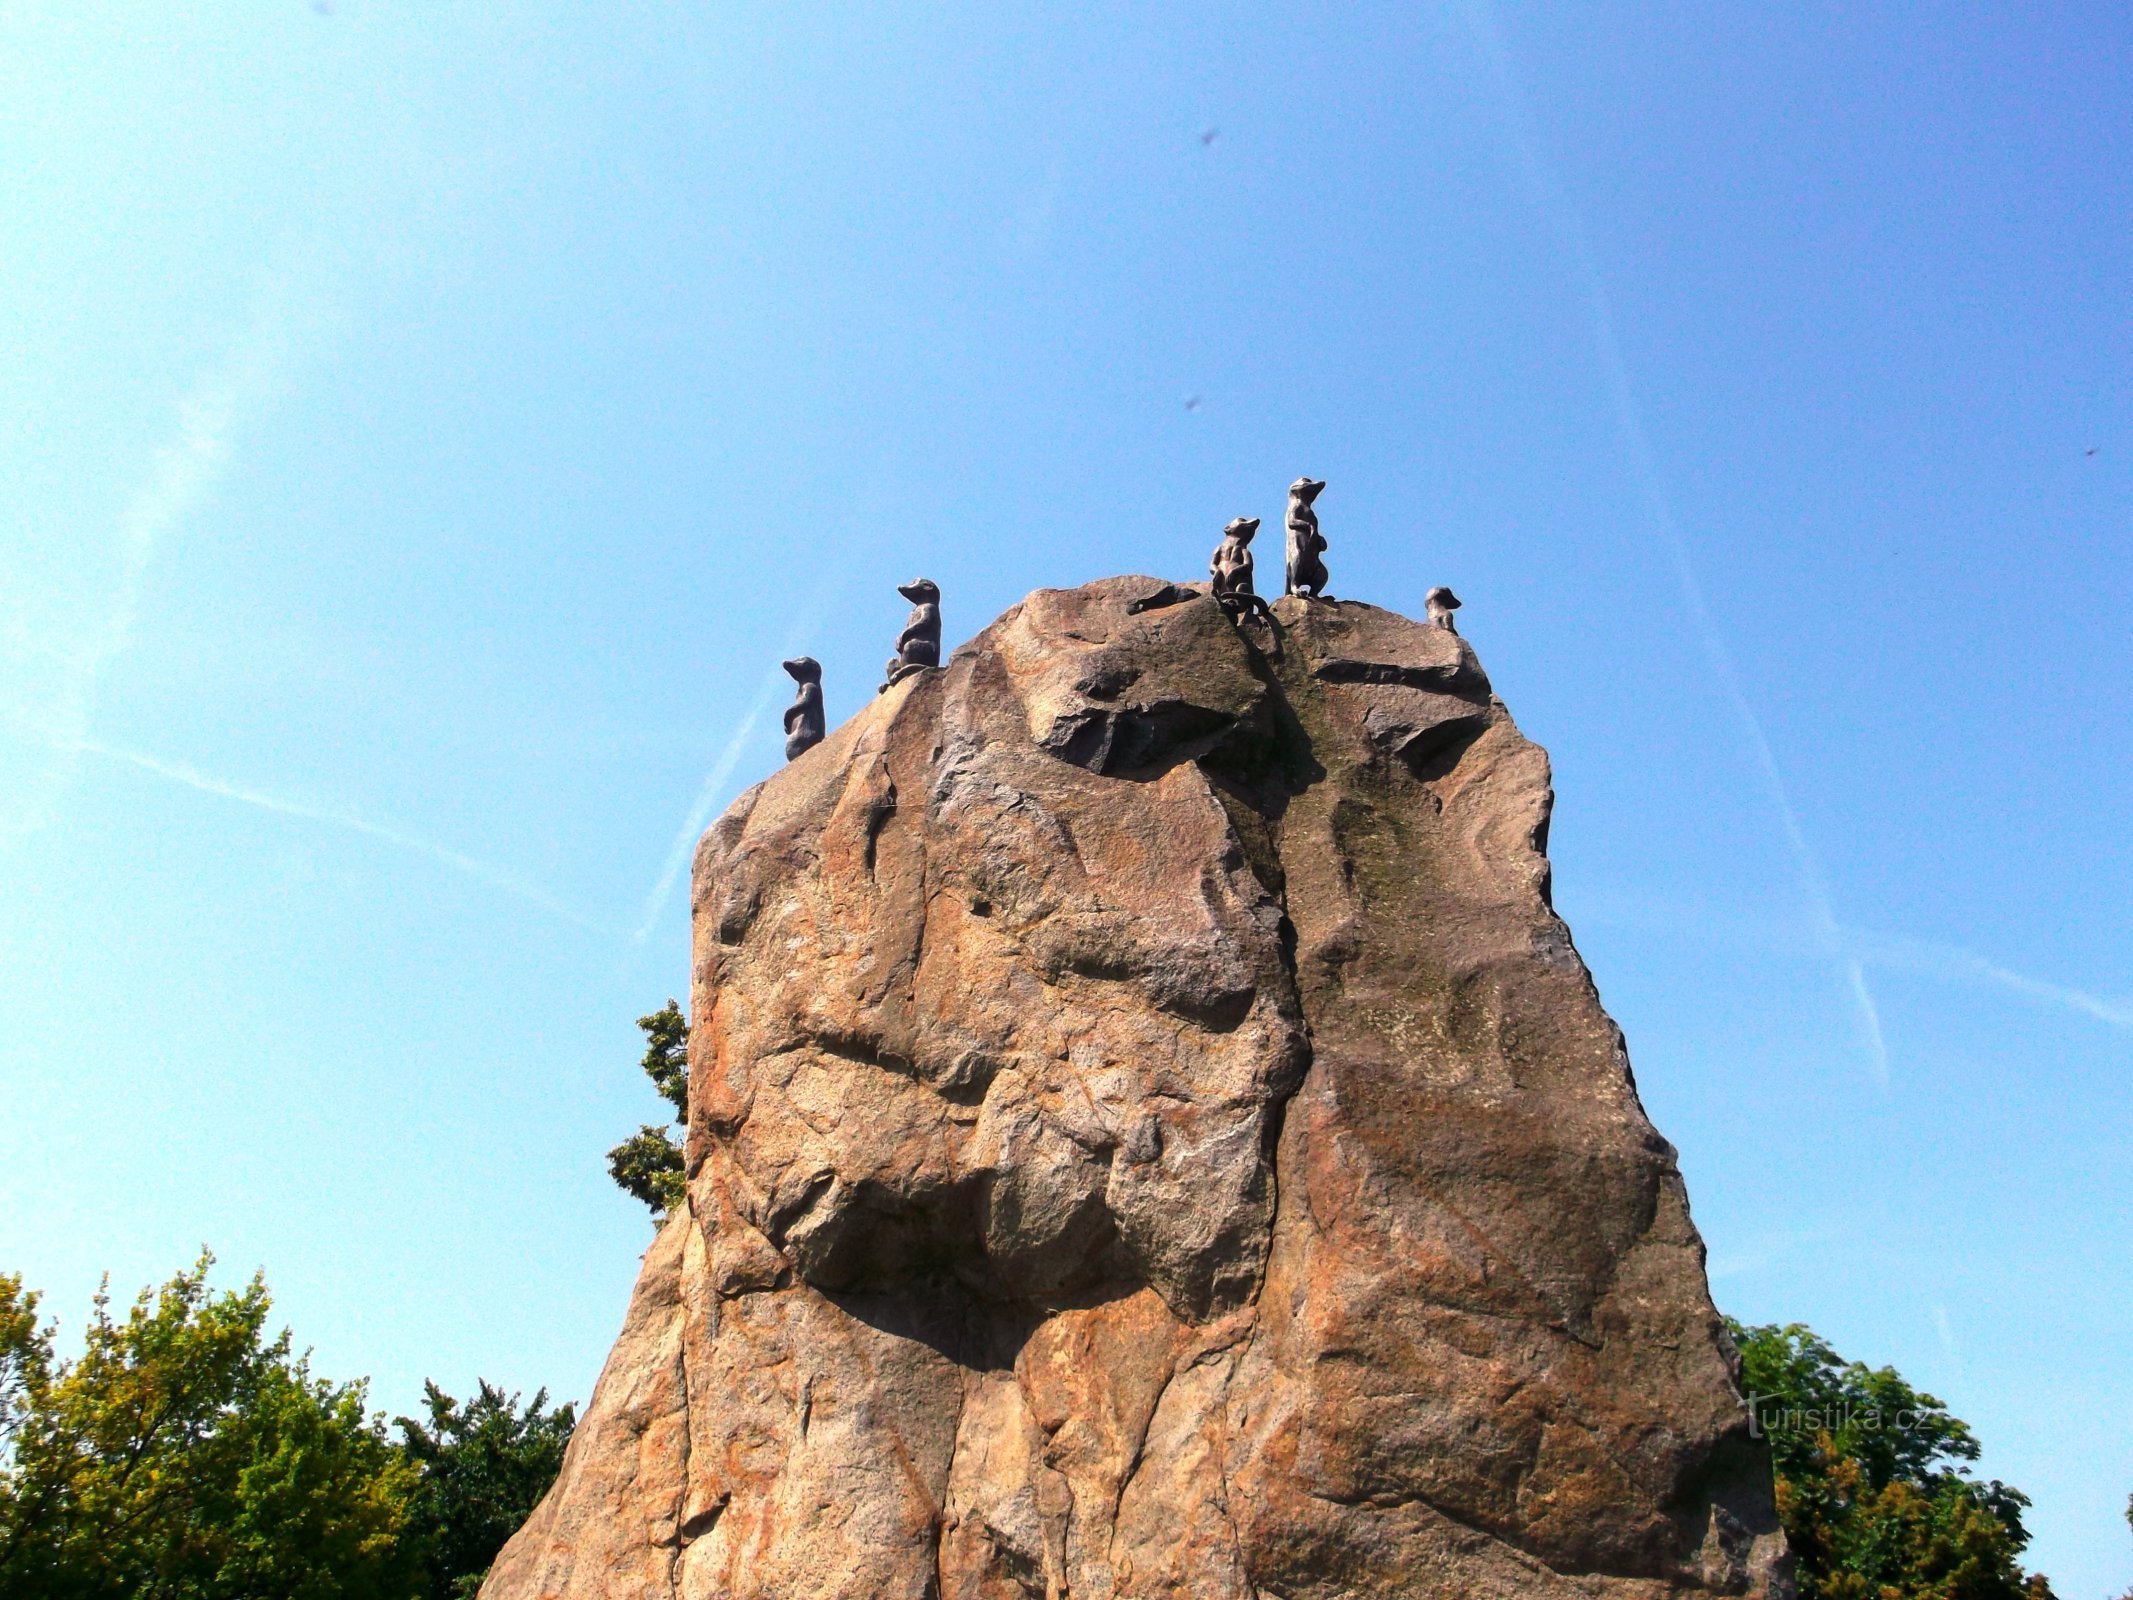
[1567,887,2132,1035]
[1457,2,1889,1086]
[629,577,842,948]
[64,735,600,930]
[629,670,782,945]
[3,275,324,853]
[1847,928,2133,1031]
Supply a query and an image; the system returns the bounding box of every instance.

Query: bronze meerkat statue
[1210,516,1275,624]
[782,656,825,759]
[880,577,942,691]
[1284,476,1329,598]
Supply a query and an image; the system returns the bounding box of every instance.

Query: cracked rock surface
[483,578,1790,1600]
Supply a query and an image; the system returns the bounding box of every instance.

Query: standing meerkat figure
[1284,476,1329,598]
[1425,586,1462,633]
[880,578,942,691]
[1209,516,1274,624]
[781,657,825,760]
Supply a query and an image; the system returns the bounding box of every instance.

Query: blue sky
[3,2,2127,1589]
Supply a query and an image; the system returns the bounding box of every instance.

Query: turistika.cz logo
[1744,1394,1928,1440]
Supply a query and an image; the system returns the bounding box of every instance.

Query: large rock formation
[486,579,1789,1600]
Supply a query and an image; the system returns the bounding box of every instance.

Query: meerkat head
[1223,515,1260,545]
[783,656,822,683]
[897,578,940,604]
[1289,477,1326,505]
[1425,587,1461,613]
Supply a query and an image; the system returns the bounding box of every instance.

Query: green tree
[0,1254,424,1600]
[1729,1320,2054,1600]
[397,1381,575,1600]
[606,999,690,1217]
[0,1272,52,1460]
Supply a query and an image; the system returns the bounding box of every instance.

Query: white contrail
[1846,927,2133,1031]
[627,578,846,948]
[3,277,320,853]
[1568,888,2132,1034]
[1456,2,1890,1085]
[628,670,785,944]
[61,734,600,930]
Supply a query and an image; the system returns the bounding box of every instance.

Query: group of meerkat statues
[1208,474,1327,620]
[780,578,941,760]
[1210,475,1462,634]
[779,482,1464,762]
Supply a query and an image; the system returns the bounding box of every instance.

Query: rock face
[485,579,1789,1600]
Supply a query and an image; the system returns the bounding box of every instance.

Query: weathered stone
[485,577,1790,1600]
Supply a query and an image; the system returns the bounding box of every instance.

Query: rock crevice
[484,578,1790,1600]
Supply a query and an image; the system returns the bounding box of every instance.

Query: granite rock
[484,577,1790,1600]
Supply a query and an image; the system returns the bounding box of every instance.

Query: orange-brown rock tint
[485,578,1790,1600]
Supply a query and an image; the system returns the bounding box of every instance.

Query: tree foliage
[1729,1320,2054,1600]
[1,1272,51,1460]
[396,1381,575,1600]
[605,999,690,1217]
[0,1255,424,1600]
[0,1259,575,1600]
[635,999,689,1121]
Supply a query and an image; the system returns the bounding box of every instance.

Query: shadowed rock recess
[485,579,1791,1600]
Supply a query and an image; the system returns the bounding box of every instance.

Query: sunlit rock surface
[484,577,1790,1600]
